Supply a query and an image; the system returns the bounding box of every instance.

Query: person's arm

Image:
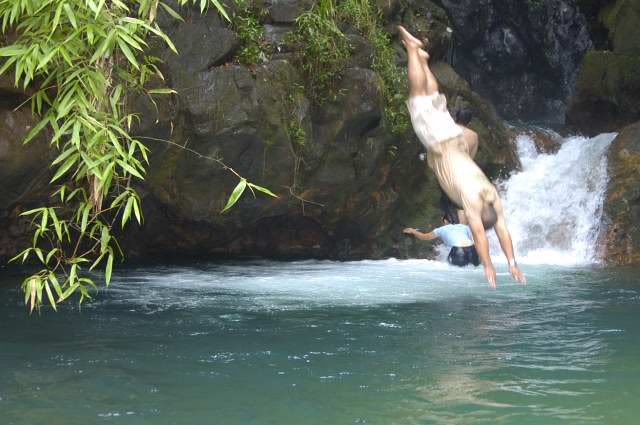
[403,227,438,241]
[492,198,526,284]
[466,213,496,288]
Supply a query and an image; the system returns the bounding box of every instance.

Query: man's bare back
[398,25,525,287]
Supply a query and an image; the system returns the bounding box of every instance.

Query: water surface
[1,260,639,425]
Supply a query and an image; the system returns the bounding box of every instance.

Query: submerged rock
[600,121,640,264]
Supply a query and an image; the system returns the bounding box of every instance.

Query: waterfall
[489,132,617,265]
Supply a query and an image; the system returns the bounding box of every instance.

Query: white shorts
[407,94,463,150]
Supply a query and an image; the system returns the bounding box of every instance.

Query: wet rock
[175,65,259,137]
[599,0,640,54]
[0,100,52,261]
[527,127,564,154]
[438,0,592,123]
[346,34,374,69]
[265,0,315,23]
[600,121,640,264]
[160,8,238,74]
[567,0,640,134]
[264,24,294,53]
[567,50,640,134]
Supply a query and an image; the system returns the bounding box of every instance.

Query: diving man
[398,25,526,288]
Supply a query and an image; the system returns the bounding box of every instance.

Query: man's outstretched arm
[493,199,526,284]
[403,228,438,241]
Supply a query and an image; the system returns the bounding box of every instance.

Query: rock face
[568,0,640,134]
[0,85,52,261]
[0,1,522,263]
[436,0,592,123]
[600,121,640,264]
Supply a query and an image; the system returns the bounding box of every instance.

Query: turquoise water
[1,260,639,424]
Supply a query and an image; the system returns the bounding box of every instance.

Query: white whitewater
[489,132,617,265]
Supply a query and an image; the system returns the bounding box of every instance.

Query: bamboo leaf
[100,226,110,253]
[116,159,144,179]
[248,183,279,198]
[50,152,80,183]
[23,117,49,144]
[63,4,78,28]
[122,195,134,228]
[117,38,139,69]
[0,45,27,57]
[49,272,63,297]
[45,248,59,265]
[105,252,114,286]
[221,179,247,213]
[160,2,184,22]
[95,0,106,17]
[44,280,57,311]
[148,88,176,95]
[80,203,91,233]
[34,248,45,264]
[132,196,142,224]
[20,207,44,217]
[208,0,230,21]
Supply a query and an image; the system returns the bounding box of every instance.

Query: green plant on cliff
[0,0,275,312]
[289,0,351,104]
[231,0,267,65]
[289,0,408,133]
[338,0,409,134]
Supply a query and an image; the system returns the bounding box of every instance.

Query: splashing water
[489,132,617,265]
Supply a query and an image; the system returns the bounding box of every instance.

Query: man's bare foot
[418,48,430,62]
[398,25,423,50]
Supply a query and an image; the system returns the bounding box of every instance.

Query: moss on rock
[601,121,640,265]
[567,50,640,134]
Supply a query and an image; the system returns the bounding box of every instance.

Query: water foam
[489,132,617,265]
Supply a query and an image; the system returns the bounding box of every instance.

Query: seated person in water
[398,25,526,288]
[403,215,480,267]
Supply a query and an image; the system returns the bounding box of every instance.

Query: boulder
[175,65,260,137]
[160,8,238,74]
[599,0,640,54]
[437,0,592,123]
[0,100,52,261]
[600,121,640,264]
[567,50,640,134]
[264,0,315,23]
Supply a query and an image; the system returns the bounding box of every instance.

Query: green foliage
[285,83,307,148]
[289,0,408,133]
[0,0,275,312]
[231,0,267,65]
[338,0,409,133]
[289,0,351,104]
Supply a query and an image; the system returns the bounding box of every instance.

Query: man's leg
[417,47,480,158]
[418,49,439,96]
[398,26,429,98]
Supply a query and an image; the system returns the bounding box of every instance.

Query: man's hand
[509,264,526,285]
[403,228,417,235]
[484,264,497,289]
